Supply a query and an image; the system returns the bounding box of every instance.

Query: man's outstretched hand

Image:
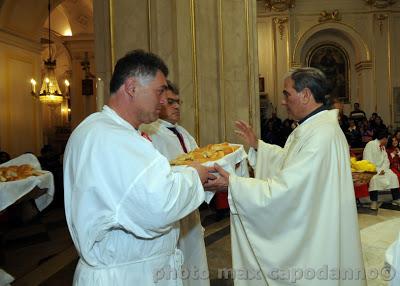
[189,162,217,184]
[234,120,258,149]
[204,164,229,193]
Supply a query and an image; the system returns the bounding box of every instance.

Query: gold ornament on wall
[273,17,289,40]
[375,14,388,35]
[263,0,295,12]
[364,0,397,8]
[318,10,341,23]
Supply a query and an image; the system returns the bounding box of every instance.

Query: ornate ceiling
[0,0,93,41]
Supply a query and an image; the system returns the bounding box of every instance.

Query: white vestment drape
[228,110,366,286]
[64,107,206,285]
[141,119,210,286]
[386,232,400,285]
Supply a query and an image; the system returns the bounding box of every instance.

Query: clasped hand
[189,119,258,192]
[190,163,229,192]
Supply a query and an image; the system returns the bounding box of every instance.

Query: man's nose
[281,99,287,105]
[160,94,167,104]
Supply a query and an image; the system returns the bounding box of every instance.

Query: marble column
[93,0,259,146]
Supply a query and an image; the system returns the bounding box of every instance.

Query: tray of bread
[0,164,43,182]
[0,153,55,212]
[170,142,240,166]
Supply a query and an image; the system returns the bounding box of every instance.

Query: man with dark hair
[141,80,210,286]
[64,50,216,285]
[363,130,400,210]
[350,102,366,123]
[141,80,197,160]
[207,67,366,286]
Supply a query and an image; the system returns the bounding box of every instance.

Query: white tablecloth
[0,153,54,212]
[0,268,14,286]
[172,143,249,203]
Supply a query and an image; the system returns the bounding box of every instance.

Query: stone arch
[292,22,374,114]
[292,22,370,66]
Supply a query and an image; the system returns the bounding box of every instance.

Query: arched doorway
[293,22,372,115]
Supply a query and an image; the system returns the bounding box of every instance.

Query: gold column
[218,0,226,141]
[147,0,152,51]
[388,14,393,125]
[109,0,115,68]
[190,0,200,144]
[245,0,253,125]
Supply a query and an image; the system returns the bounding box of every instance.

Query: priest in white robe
[363,131,400,210]
[141,80,210,286]
[64,50,216,286]
[386,232,400,285]
[207,67,366,286]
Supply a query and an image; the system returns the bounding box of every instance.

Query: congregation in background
[260,101,393,149]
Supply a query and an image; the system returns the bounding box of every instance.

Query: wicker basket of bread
[170,142,240,166]
[352,171,376,186]
[350,157,376,186]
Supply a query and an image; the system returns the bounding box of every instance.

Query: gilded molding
[218,0,226,141]
[292,22,371,63]
[364,0,397,9]
[388,13,393,124]
[286,15,290,69]
[189,0,200,144]
[272,18,278,109]
[258,9,400,18]
[273,17,288,40]
[375,14,388,35]
[263,0,295,12]
[318,10,341,23]
[109,0,115,68]
[245,0,253,125]
[0,29,42,53]
[355,61,373,71]
[291,62,301,68]
[147,0,152,51]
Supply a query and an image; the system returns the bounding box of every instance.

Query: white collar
[158,119,178,129]
[102,105,139,134]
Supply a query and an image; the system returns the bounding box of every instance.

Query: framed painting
[307,43,350,103]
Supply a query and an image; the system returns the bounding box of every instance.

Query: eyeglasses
[167,98,181,105]
[282,90,290,98]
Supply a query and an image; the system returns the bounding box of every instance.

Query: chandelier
[31,0,64,107]
[263,0,295,12]
[364,0,397,8]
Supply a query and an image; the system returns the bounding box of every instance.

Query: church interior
[1,0,400,285]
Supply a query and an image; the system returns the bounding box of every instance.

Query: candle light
[30,78,36,94]
[64,79,70,97]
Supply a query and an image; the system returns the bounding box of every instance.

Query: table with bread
[0,153,54,212]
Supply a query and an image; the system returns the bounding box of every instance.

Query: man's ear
[124,77,136,98]
[300,88,312,104]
